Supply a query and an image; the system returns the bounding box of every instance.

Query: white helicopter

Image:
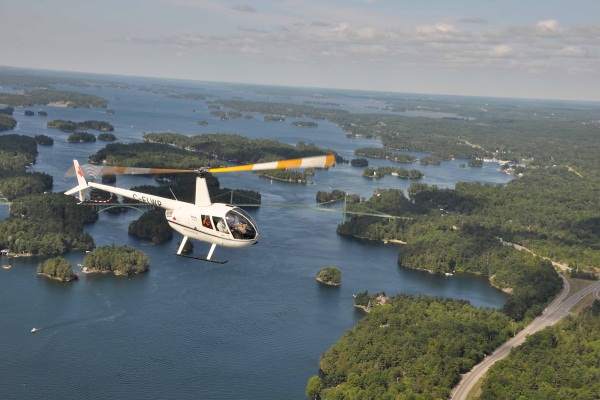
[65,154,335,263]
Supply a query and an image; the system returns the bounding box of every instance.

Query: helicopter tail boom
[64,160,90,202]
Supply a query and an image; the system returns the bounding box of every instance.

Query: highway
[451,251,600,399]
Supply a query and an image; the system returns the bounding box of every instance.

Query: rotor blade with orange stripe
[207,154,335,173]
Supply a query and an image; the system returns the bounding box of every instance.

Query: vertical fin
[64,160,89,202]
[195,174,212,207]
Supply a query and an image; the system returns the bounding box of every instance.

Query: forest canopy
[317,294,513,400]
[0,89,107,108]
[83,245,150,276]
[142,132,335,165]
[37,257,78,282]
[480,301,600,400]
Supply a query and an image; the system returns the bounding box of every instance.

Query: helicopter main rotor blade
[66,154,334,177]
[65,164,194,177]
[207,154,335,173]
[100,166,195,175]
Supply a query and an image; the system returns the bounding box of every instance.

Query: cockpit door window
[225,209,257,240]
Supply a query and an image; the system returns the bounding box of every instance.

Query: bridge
[0,198,10,205]
[86,190,406,221]
[80,202,154,213]
[210,191,408,222]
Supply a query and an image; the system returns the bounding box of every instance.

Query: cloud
[556,46,593,58]
[232,4,257,13]
[416,23,457,35]
[535,19,562,34]
[122,14,599,80]
[490,45,514,57]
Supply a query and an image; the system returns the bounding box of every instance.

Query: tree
[317,266,342,286]
[37,257,77,281]
[306,375,323,400]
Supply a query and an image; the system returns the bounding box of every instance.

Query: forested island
[90,141,225,169]
[83,245,150,275]
[98,133,117,141]
[37,257,78,282]
[316,189,349,204]
[291,121,318,128]
[47,119,114,132]
[362,166,423,180]
[140,132,334,165]
[0,89,107,108]
[67,132,96,143]
[210,110,243,120]
[34,134,53,145]
[354,147,417,163]
[316,266,341,286]
[257,169,309,184]
[350,158,368,167]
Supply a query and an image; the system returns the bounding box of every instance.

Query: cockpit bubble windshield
[225,208,257,240]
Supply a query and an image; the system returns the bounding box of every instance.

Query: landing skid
[176,237,227,263]
[174,253,228,264]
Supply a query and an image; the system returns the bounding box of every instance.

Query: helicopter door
[225,209,257,240]
[213,216,229,234]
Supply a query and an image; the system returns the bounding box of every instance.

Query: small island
[291,121,318,128]
[257,169,309,184]
[83,245,150,276]
[316,266,342,286]
[350,158,368,167]
[98,133,118,141]
[37,257,78,282]
[419,156,442,165]
[316,190,359,204]
[34,134,54,146]
[468,158,483,167]
[67,132,96,143]
[362,166,423,179]
[48,119,114,132]
[264,114,285,122]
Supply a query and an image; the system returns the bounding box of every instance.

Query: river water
[0,75,512,399]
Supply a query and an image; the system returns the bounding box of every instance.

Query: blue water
[0,75,512,399]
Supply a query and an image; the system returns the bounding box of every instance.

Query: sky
[1,0,600,101]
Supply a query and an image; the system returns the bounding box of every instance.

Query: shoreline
[37,272,79,282]
[316,277,341,287]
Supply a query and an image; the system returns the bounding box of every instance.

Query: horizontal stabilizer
[65,184,88,196]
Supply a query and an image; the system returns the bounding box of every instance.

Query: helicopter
[65,155,335,263]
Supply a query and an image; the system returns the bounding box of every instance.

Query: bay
[0,75,512,399]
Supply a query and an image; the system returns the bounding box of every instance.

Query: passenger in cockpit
[214,217,229,233]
